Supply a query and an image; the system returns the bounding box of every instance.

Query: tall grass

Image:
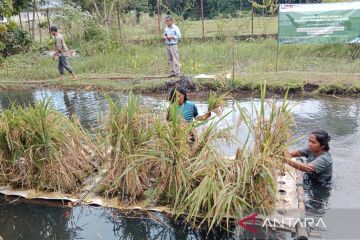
[0,98,98,192]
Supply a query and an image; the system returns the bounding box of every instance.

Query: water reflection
[1,195,287,240]
[0,196,76,240]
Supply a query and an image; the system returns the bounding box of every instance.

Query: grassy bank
[1,39,360,95]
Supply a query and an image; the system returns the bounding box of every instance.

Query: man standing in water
[163,16,181,77]
[50,26,77,80]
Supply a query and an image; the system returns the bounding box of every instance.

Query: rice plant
[0,85,294,233]
[96,93,158,201]
[93,85,293,232]
[207,92,227,116]
[174,83,294,230]
[0,98,98,192]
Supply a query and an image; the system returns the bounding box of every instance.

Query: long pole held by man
[50,26,77,80]
[163,16,181,78]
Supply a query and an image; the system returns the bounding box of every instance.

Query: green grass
[1,39,360,94]
[119,15,278,41]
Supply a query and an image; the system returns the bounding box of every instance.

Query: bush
[52,4,92,43]
[84,19,107,42]
[0,24,8,33]
[0,27,31,57]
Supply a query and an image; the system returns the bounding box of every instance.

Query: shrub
[0,27,31,57]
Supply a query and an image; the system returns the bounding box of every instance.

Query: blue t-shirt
[168,101,198,123]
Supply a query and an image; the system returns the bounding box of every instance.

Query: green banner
[279,2,360,44]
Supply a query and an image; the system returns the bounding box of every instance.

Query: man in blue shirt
[163,16,181,77]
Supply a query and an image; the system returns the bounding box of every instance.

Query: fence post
[26,11,32,39]
[200,0,205,39]
[46,8,52,39]
[232,38,236,88]
[32,0,36,41]
[251,4,254,36]
[157,0,161,35]
[116,3,122,41]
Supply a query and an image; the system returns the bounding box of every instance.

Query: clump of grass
[207,92,227,116]
[0,98,98,192]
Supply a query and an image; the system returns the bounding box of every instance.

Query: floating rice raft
[0,159,308,239]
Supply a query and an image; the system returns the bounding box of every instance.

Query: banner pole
[275,6,280,72]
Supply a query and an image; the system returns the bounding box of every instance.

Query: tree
[0,0,13,18]
[12,0,31,30]
[65,0,94,12]
[12,0,31,15]
[52,4,91,43]
[124,0,148,24]
[92,0,119,28]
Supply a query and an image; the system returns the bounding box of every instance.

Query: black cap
[50,26,58,32]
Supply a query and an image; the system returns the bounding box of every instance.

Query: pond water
[0,90,359,240]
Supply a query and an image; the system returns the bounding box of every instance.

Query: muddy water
[0,90,359,239]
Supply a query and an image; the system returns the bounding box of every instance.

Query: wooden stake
[232,38,235,88]
[251,4,254,36]
[116,3,122,41]
[32,0,36,40]
[157,0,161,35]
[200,0,205,39]
[26,11,32,39]
[19,13,23,30]
[36,11,42,44]
[46,8,51,39]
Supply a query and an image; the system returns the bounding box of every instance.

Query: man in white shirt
[163,16,181,77]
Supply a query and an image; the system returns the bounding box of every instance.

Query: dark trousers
[58,56,73,75]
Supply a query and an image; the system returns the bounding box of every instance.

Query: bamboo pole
[157,0,161,35]
[251,5,254,36]
[296,171,309,239]
[46,8,51,39]
[26,11,32,39]
[232,38,235,88]
[200,0,205,39]
[19,13,23,30]
[36,11,42,44]
[116,3,122,41]
[276,8,280,72]
[32,0,36,40]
